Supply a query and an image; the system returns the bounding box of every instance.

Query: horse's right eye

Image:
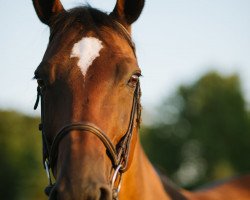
[128,73,141,88]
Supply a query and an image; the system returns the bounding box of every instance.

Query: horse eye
[128,74,140,87]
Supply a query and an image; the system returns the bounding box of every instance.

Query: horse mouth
[47,182,112,200]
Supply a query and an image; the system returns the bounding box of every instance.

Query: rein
[34,21,140,200]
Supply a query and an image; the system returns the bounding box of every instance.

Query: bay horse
[32,0,250,199]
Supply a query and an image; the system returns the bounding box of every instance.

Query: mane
[49,6,135,51]
[156,167,188,200]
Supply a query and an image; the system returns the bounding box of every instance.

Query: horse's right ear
[32,0,65,26]
[110,0,145,28]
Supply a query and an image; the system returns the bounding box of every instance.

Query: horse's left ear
[32,0,65,26]
[110,0,145,28]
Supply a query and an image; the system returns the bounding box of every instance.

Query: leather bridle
[34,82,140,199]
[34,20,140,200]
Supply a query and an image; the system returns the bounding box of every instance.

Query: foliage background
[141,72,250,189]
[1,71,250,199]
[0,112,46,199]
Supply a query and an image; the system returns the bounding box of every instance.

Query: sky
[0,0,250,116]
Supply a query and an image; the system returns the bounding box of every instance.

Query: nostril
[100,186,112,200]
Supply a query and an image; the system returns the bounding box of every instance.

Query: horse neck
[119,137,184,200]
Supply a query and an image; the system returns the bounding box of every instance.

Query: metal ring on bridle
[44,160,52,185]
[111,164,123,190]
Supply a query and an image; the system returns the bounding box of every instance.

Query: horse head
[32,0,144,199]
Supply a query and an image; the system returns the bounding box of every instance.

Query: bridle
[34,21,141,200]
[34,83,140,199]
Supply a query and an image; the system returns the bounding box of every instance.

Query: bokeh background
[0,0,250,199]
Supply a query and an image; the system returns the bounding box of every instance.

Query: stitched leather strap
[49,123,119,169]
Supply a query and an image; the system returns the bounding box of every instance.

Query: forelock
[49,6,135,51]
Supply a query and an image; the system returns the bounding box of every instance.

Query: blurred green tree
[0,111,47,200]
[141,72,250,188]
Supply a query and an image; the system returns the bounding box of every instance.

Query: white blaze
[70,37,103,76]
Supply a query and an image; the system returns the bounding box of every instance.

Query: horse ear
[110,0,145,28]
[32,0,65,26]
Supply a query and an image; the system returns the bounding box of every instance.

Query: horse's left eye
[128,74,140,87]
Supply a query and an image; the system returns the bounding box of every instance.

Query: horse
[32,0,250,199]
